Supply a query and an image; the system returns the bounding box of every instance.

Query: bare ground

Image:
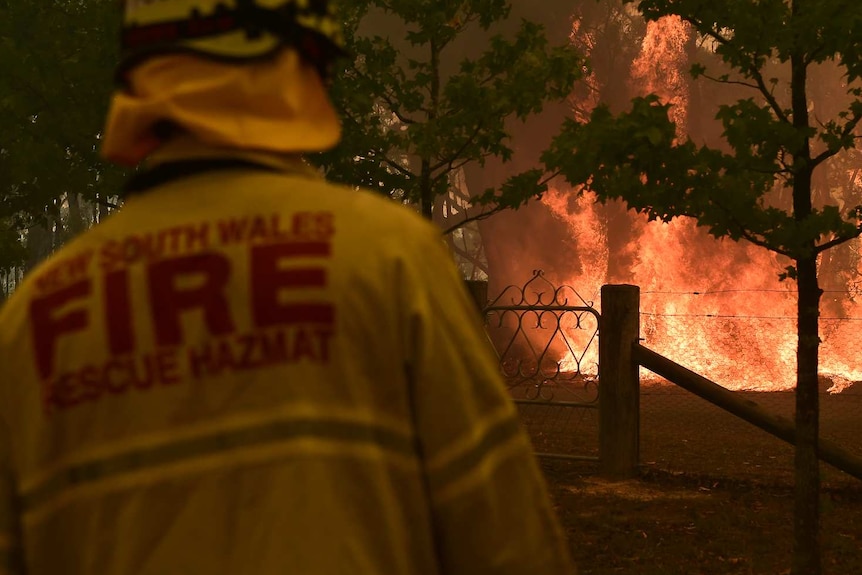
[524,385,862,574]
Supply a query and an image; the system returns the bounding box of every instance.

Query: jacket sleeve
[0,420,23,575]
[400,226,576,575]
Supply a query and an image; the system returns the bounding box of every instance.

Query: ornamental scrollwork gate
[484,271,600,461]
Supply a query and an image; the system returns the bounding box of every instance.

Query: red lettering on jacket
[44,349,182,411]
[34,251,94,295]
[99,223,212,272]
[187,326,332,379]
[216,218,249,245]
[104,269,135,355]
[250,242,334,328]
[216,214,292,245]
[185,222,210,251]
[215,213,333,246]
[147,253,235,346]
[30,280,92,379]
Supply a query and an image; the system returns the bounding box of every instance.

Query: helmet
[117,0,346,82]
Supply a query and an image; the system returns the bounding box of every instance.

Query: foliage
[514,1,862,573]
[0,0,125,268]
[0,217,25,271]
[485,2,862,257]
[313,0,585,222]
[567,0,647,116]
[541,95,862,258]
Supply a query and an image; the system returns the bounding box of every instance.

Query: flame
[490,11,862,392]
[542,188,862,391]
[630,16,691,133]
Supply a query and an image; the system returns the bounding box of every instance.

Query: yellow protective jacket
[0,141,575,575]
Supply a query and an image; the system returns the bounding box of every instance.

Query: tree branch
[381,157,417,180]
[711,197,794,257]
[94,196,120,210]
[378,90,416,125]
[699,73,759,91]
[347,63,429,120]
[442,204,507,235]
[336,104,418,181]
[811,109,862,169]
[815,229,862,253]
[440,167,562,234]
[429,122,484,173]
[431,157,473,189]
[736,227,792,257]
[684,18,789,124]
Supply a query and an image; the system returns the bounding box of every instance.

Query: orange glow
[630,16,690,134]
[541,186,862,391]
[517,11,862,392]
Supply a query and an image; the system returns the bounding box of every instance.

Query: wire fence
[636,288,861,486]
[639,384,862,488]
[516,399,599,460]
[492,284,862,485]
[484,277,862,484]
[515,379,862,488]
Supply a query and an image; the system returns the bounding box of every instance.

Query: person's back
[0,2,576,573]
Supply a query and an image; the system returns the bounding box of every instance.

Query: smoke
[351,2,862,389]
[478,6,862,390]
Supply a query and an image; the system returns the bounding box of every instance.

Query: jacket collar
[123,137,324,196]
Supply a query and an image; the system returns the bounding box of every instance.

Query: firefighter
[0,1,576,573]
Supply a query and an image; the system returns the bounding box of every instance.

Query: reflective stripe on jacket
[0,142,575,574]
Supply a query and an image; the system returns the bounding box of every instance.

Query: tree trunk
[420,159,433,220]
[789,14,821,571]
[66,192,88,240]
[793,255,822,575]
[25,221,53,275]
[418,33,441,223]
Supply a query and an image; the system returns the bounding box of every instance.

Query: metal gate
[483,271,601,460]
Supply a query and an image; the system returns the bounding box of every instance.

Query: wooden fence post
[599,284,640,479]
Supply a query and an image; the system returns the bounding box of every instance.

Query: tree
[312,0,584,226]
[494,1,862,573]
[0,0,125,273]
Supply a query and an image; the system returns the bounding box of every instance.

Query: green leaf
[779,266,798,281]
[311,0,585,227]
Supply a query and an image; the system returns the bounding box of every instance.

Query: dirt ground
[542,460,862,575]
[522,385,862,575]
